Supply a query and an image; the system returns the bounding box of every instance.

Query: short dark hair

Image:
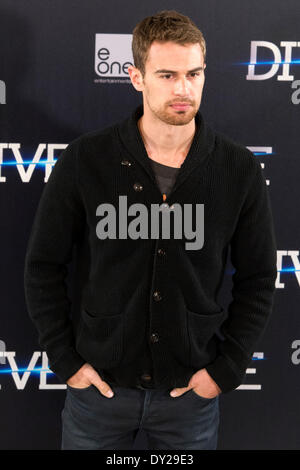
[132,10,206,77]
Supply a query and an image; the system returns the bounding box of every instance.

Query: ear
[128,65,145,92]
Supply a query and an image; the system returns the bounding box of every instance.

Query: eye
[159,72,201,79]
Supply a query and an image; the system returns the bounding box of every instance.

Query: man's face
[133,41,206,126]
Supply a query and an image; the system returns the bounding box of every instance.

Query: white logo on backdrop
[0,346,65,390]
[0,143,67,183]
[247,146,272,186]
[276,251,300,288]
[291,340,300,365]
[246,41,300,104]
[94,33,133,83]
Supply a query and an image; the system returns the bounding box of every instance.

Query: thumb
[92,374,114,398]
[170,385,191,397]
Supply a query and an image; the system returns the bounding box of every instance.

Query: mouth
[170,103,191,111]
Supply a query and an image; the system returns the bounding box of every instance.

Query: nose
[174,77,189,95]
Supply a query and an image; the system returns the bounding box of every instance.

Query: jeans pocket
[190,388,218,401]
[67,384,93,392]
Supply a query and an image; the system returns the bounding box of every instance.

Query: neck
[137,112,196,168]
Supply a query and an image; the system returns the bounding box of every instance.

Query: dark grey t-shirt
[149,158,180,199]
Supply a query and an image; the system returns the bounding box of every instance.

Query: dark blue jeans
[61,384,219,450]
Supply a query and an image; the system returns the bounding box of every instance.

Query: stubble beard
[147,97,198,126]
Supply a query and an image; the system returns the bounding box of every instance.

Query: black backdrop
[0,0,299,450]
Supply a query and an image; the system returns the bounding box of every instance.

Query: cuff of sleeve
[48,347,86,384]
[205,355,247,393]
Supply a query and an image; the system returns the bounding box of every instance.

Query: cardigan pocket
[187,308,226,367]
[76,309,124,368]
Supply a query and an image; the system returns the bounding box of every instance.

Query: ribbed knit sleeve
[24,138,86,383]
[206,157,277,393]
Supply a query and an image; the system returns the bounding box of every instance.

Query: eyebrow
[154,66,204,74]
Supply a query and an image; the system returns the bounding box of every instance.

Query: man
[24,10,277,450]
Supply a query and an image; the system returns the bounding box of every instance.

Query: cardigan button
[157,248,166,257]
[121,159,132,167]
[150,333,159,343]
[140,373,152,382]
[133,182,143,192]
[153,290,162,301]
